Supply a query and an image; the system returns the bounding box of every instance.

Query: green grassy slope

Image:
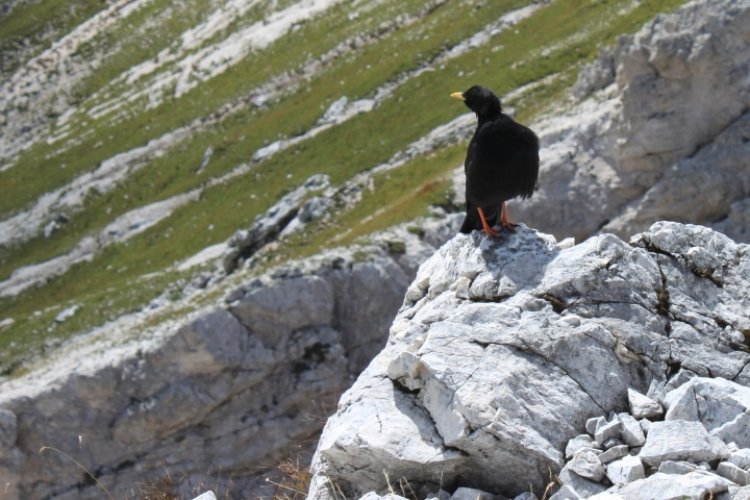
[0,0,687,376]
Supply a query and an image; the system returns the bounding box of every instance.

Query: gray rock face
[511,0,750,243]
[0,216,460,499]
[307,222,750,498]
[596,471,734,500]
[638,420,725,467]
[664,377,750,447]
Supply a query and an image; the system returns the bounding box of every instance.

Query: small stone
[548,484,581,500]
[598,445,629,464]
[618,414,646,447]
[640,420,724,467]
[587,416,607,436]
[603,437,624,449]
[568,450,606,482]
[658,460,699,474]
[717,462,750,486]
[595,420,622,447]
[512,493,538,500]
[628,388,663,419]
[729,449,750,469]
[566,434,599,459]
[606,455,645,485]
[450,487,498,500]
[628,446,642,456]
[191,493,217,500]
[559,463,607,497]
[55,304,80,323]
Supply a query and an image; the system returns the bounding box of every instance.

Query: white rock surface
[596,471,734,500]
[308,222,750,498]
[605,455,644,486]
[664,377,750,447]
[597,445,628,465]
[627,388,663,419]
[510,0,750,243]
[617,414,645,447]
[730,449,750,469]
[568,451,606,482]
[717,461,750,486]
[638,420,727,467]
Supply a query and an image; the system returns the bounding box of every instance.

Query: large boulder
[511,0,750,243]
[307,222,750,499]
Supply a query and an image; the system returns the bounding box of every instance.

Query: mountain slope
[0,0,688,375]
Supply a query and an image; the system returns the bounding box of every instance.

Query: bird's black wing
[474,116,539,199]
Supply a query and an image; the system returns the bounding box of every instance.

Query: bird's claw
[482,226,501,237]
[500,221,518,233]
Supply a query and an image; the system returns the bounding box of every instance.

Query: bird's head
[450,85,502,119]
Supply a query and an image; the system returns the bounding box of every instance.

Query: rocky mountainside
[308,221,750,499]
[0,0,748,498]
[0,215,460,499]
[0,0,693,379]
[506,0,750,243]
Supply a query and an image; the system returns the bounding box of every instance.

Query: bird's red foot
[477,207,500,237]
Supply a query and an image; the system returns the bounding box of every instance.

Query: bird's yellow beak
[450,92,465,101]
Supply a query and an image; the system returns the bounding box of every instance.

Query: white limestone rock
[586,417,607,436]
[598,445,628,465]
[605,455,645,486]
[658,461,700,475]
[627,388,663,419]
[511,0,750,243]
[664,377,750,447]
[730,449,750,470]
[451,487,500,500]
[595,420,622,448]
[639,420,728,467]
[618,414,646,447]
[309,222,750,499]
[731,485,750,500]
[566,434,600,460]
[568,451,605,482]
[559,461,608,498]
[190,493,217,500]
[596,471,734,500]
[717,462,750,487]
[548,484,581,500]
[358,494,408,500]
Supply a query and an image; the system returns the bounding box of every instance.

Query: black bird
[451,85,539,236]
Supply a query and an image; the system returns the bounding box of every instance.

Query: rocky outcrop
[307,222,750,499]
[0,215,460,499]
[510,0,750,243]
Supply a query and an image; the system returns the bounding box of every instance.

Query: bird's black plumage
[451,85,539,236]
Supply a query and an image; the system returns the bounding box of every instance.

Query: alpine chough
[451,85,539,236]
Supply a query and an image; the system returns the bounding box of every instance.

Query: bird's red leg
[477,207,500,237]
[500,202,518,232]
